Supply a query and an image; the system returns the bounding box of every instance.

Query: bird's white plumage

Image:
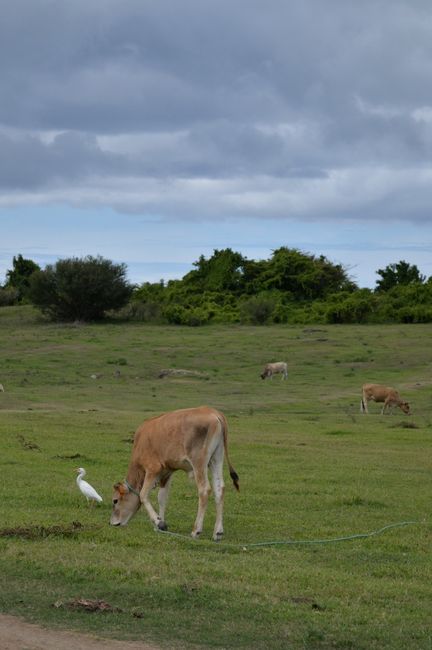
[76,467,103,503]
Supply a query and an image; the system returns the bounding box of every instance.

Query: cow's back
[131,406,223,470]
[363,383,398,402]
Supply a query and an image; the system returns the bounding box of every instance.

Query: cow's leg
[361,392,369,413]
[139,471,165,530]
[210,447,225,541]
[191,466,211,539]
[157,473,174,531]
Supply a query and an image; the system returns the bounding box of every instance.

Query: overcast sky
[1,0,432,288]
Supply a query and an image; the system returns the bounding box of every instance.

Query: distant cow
[261,362,288,380]
[360,383,411,415]
[0,384,4,392]
[110,406,239,541]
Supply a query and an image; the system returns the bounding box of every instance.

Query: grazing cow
[0,383,4,392]
[360,383,411,415]
[110,406,239,540]
[261,361,288,380]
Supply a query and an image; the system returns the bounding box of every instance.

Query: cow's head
[400,401,411,415]
[110,482,141,526]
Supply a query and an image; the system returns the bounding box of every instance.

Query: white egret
[75,467,103,505]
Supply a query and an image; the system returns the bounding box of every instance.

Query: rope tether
[156,520,427,549]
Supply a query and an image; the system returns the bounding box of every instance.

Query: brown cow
[360,383,411,415]
[110,406,239,540]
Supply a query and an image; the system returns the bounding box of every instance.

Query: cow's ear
[118,483,128,496]
[113,481,126,495]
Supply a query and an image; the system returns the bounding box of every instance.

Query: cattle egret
[75,467,103,504]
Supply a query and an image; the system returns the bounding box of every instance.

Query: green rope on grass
[156,520,426,549]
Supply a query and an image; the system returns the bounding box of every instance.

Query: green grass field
[1,306,431,649]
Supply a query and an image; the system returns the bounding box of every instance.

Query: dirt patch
[0,613,162,650]
[0,521,88,540]
[158,368,209,379]
[16,434,41,451]
[53,598,123,614]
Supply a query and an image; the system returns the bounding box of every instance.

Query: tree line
[1,249,431,324]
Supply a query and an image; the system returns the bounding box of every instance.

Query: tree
[182,248,247,293]
[375,260,426,292]
[256,247,355,299]
[28,255,133,321]
[4,254,40,301]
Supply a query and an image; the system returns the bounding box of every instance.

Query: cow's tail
[360,397,366,413]
[218,414,239,491]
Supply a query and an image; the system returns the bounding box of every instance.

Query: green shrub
[0,286,19,307]
[396,306,432,323]
[184,307,211,326]
[4,254,40,301]
[326,290,377,324]
[163,304,211,326]
[118,300,162,322]
[28,256,133,322]
[163,304,188,325]
[240,295,276,324]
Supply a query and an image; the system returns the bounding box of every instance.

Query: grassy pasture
[0,306,431,649]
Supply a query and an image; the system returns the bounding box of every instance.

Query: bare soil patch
[0,613,162,650]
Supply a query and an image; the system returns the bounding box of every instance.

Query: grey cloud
[1,1,432,221]
[0,131,120,189]
[3,0,431,132]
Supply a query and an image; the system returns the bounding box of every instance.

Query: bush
[326,290,377,324]
[117,300,162,322]
[211,305,240,323]
[28,256,133,321]
[0,286,19,307]
[163,304,188,325]
[240,295,276,324]
[4,254,40,301]
[184,307,210,326]
[396,306,432,323]
[163,304,211,326]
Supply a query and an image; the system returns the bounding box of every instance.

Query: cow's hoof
[191,530,201,539]
[157,520,168,531]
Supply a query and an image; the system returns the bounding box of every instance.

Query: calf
[110,406,239,540]
[261,361,288,380]
[360,383,411,415]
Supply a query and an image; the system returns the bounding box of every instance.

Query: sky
[1,0,432,288]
